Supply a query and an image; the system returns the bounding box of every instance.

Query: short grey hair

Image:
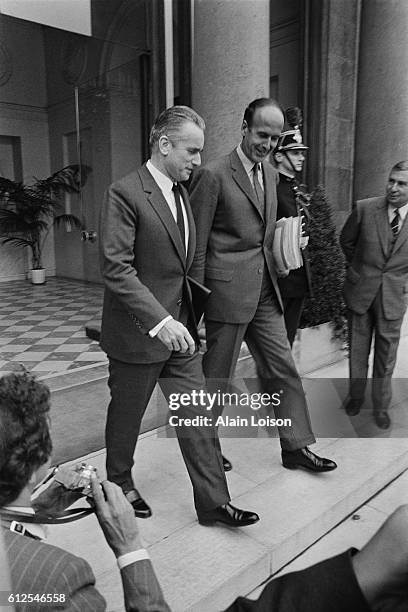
[149,106,205,150]
[391,161,408,172]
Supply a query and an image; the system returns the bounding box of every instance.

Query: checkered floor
[0,278,106,379]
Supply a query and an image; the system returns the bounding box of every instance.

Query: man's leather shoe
[124,489,152,519]
[373,410,391,430]
[345,398,362,416]
[222,455,232,471]
[198,503,259,527]
[282,447,337,472]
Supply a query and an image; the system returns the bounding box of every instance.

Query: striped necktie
[252,164,264,213]
[390,209,400,236]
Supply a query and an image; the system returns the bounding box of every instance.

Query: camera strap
[0,506,94,525]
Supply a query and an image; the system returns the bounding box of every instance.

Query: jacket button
[258,268,263,274]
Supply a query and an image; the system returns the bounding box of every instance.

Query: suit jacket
[225,550,370,612]
[340,197,408,319]
[189,149,283,323]
[3,528,170,612]
[276,173,312,298]
[99,165,197,363]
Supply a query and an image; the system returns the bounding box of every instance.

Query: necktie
[390,209,400,236]
[172,183,186,250]
[252,164,264,213]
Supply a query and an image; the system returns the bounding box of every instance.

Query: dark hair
[243,98,284,128]
[149,105,205,150]
[0,373,52,507]
[391,161,408,172]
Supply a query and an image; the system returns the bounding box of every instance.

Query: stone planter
[31,268,46,285]
[293,322,345,375]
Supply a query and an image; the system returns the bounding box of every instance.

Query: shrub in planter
[0,165,90,276]
[299,185,347,343]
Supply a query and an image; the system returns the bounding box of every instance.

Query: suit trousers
[348,291,404,411]
[203,275,315,451]
[105,350,229,513]
[282,296,306,347]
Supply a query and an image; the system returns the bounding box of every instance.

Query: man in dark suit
[0,372,169,612]
[189,98,336,473]
[340,161,408,430]
[99,106,258,527]
[273,115,312,346]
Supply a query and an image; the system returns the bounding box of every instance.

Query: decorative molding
[0,42,12,86]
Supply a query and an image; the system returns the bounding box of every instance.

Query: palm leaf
[34,164,92,197]
[0,236,34,249]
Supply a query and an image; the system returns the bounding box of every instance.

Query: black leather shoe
[373,410,391,430]
[282,447,337,472]
[198,503,259,527]
[222,455,232,471]
[124,488,152,519]
[345,398,362,416]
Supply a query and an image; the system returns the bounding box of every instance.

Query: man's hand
[156,319,195,354]
[91,476,143,558]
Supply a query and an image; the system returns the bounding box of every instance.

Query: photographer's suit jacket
[341,197,408,319]
[3,528,169,611]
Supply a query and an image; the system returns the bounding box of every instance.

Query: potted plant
[0,165,89,284]
[294,185,347,373]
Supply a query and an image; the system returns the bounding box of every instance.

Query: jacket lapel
[374,200,389,258]
[230,150,265,221]
[138,165,187,266]
[392,208,408,255]
[262,161,278,226]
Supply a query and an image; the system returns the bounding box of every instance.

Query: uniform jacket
[99,165,197,363]
[340,196,408,319]
[189,149,283,323]
[276,173,312,298]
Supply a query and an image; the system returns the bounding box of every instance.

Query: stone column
[192,0,269,162]
[354,0,408,200]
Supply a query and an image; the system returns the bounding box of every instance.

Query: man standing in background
[340,161,408,430]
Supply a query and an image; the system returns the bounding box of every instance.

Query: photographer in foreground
[0,372,169,612]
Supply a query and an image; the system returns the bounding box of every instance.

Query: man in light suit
[340,161,408,429]
[0,372,169,612]
[189,98,336,473]
[100,106,258,527]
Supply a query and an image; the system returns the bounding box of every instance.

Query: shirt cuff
[117,549,150,569]
[149,315,173,337]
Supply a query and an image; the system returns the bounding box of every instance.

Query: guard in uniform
[273,107,312,346]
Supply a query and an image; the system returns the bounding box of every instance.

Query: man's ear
[241,120,249,138]
[158,135,171,156]
[274,151,283,164]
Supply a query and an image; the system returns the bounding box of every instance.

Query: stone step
[46,434,408,612]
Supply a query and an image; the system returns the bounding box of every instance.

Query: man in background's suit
[99,106,258,527]
[340,160,408,430]
[189,98,336,473]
